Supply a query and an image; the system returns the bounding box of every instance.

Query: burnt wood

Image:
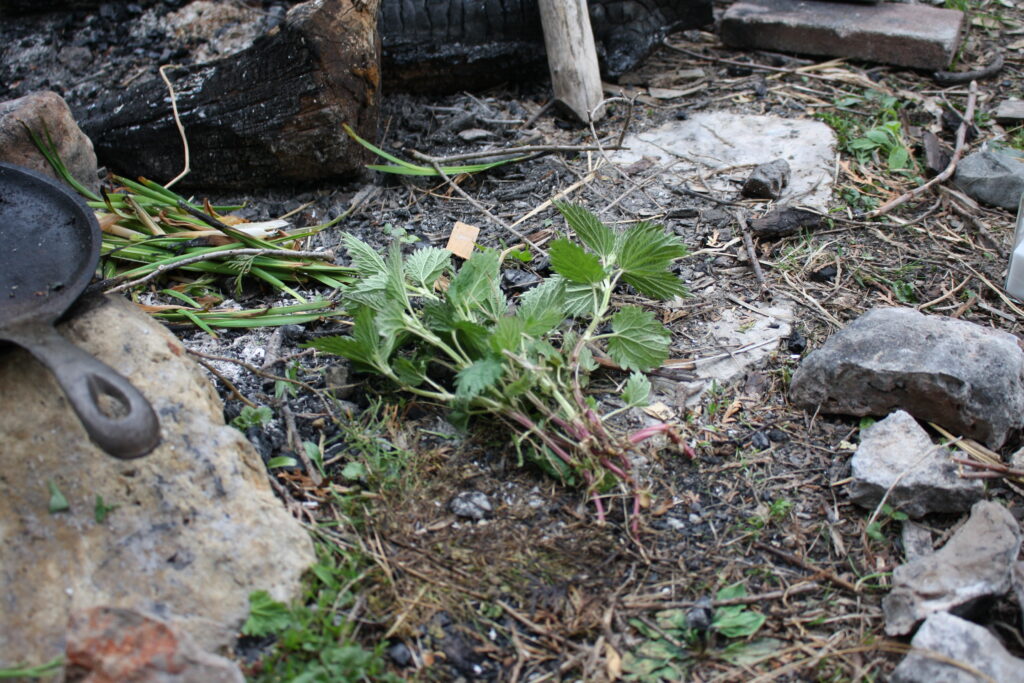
[379,0,714,91]
[79,0,381,190]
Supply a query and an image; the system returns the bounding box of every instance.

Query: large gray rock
[0,90,99,192]
[954,147,1024,210]
[883,501,1021,636]
[890,612,1024,683]
[849,411,984,518]
[0,295,315,671]
[790,307,1024,449]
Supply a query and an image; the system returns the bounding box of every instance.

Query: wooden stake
[537,0,605,123]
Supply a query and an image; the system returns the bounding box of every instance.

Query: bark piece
[79,0,381,190]
[748,207,822,239]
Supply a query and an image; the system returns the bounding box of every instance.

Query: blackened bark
[79,0,381,190]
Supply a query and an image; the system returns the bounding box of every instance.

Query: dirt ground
[5,0,1024,680]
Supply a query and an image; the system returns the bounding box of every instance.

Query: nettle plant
[310,203,691,527]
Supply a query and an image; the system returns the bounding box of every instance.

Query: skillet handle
[20,325,161,459]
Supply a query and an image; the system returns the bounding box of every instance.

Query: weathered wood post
[537,0,606,123]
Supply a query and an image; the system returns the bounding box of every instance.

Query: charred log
[78,0,380,190]
[379,0,714,92]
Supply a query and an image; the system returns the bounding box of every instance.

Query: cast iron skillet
[0,162,160,458]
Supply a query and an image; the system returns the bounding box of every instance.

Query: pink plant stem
[600,457,631,483]
[582,471,606,522]
[507,411,575,466]
[631,495,641,537]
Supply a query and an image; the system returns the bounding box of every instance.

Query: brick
[720,0,965,71]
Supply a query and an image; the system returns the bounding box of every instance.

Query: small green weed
[0,657,63,680]
[622,583,778,680]
[866,503,908,542]
[232,405,274,431]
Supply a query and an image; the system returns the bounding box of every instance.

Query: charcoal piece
[749,207,822,239]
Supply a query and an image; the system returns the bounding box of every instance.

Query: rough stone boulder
[0,294,315,671]
[0,90,99,192]
[848,410,984,518]
[882,500,1021,636]
[890,612,1024,683]
[790,307,1024,449]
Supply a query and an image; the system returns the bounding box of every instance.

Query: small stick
[753,541,860,594]
[408,144,622,165]
[281,404,322,486]
[103,247,335,293]
[866,80,978,218]
[736,211,767,292]
[193,358,258,409]
[425,159,548,257]
[158,64,190,189]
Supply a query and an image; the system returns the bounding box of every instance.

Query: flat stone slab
[995,99,1024,124]
[721,0,965,71]
[614,113,836,210]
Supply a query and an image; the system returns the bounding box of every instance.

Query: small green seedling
[231,405,273,431]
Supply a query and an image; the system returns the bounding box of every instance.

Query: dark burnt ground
[4,1,1024,680]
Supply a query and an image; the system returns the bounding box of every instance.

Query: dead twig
[408,143,622,165]
[866,81,978,218]
[753,542,860,593]
[158,64,189,189]
[736,210,767,294]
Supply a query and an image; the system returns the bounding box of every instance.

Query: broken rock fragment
[890,612,1024,683]
[790,307,1024,449]
[882,500,1021,636]
[741,159,790,200]
[953,147,1024,210]
[848,410,983,518]
[749,207,823,240]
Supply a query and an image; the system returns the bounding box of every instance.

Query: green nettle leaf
[616,222,688,299]
[621,372,652,407]
[451,320,492,359]
[713,608,766,639]
[405,247,451,289]
[392,356,426,387]
[516,278,567,336]
[888,146,910,170]
[549,238,606,284]
[607,305,670,372]
[455,356,504,398]
[307,307,381,369]
[422,300,455,333]
[491,316,526,354]
[342,234,387,276]
[342,461,367,481]
[384,244,409,304]
[448,250,504,319]
[554,202,615,257]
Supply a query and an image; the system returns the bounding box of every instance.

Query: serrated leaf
[491,316,526,353]
[384,243,408,305]
[422,300,455,333]
[516,278,567,336]
[451,320,492,359]
[621,372,651,407]
[555,202,615,257]
[607,305,670,372]
[549,239,605,284]
[616,223,688,299]
[392,356,426,387]
[502,373,534,399]
[306,307,381,369]
[560,277,601,317]
[448,250,504,320]
[342,233,387,276]
[405,247,451,289]
[455,356,504,399]
[622,269,689,300]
